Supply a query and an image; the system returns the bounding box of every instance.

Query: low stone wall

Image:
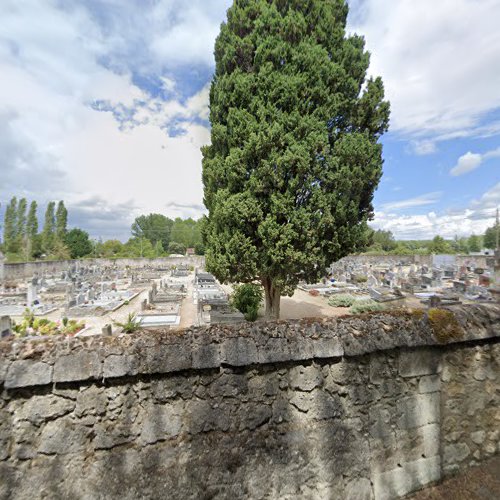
[0,304,498,499]
[2,256,205,281]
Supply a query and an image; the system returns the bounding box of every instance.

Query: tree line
[96,214,204,259]
[0,200,204,262]
[363,227,499,256]
[1,197,76,261]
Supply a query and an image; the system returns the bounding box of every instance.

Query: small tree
[231,284,263,322]
[467,234,482,253]
[167,241,186,255]
[484,224,499,250]
[65,228,93,258]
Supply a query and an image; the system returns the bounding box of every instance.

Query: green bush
[231,284,263,322]
[349,299,385,314]
[328,294,356,307]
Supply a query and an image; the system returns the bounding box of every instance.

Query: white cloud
[349,0,500,140]
[0,0,218,238]
[380,192,441,211]
[373,183,499,239]
[410,140,437,156]
[450,147,500,176]
[471,182,500,209]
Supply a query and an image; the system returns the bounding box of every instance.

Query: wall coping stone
[0,304,498,389]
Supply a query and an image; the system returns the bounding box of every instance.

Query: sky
[0,0,499,241]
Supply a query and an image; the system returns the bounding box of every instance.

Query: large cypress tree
[202,0,390,319]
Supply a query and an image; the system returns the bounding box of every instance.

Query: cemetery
[0,250,498,341]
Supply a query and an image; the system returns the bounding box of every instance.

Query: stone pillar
[101,324,112,336]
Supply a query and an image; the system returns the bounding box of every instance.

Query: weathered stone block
[397,393,440,429]
[220,337,257,366]
[372,456,440,500]
[289,365,323,391]
[443,442,470,464]
[399,348,441,377]
[103,354,137,378]
[139,403,182,445]
[141,344,192,374]
[5,360,52,388]
[258,338,290,364]
[345,478,373,500]
[312,337,343,359]
[53,351,101,382]
[192,343,220,369]
[38,419,89,455]
[418,375,440,393]
[15,395,75,425]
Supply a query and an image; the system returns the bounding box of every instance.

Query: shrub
[231,284,263,322]
[328,294,356,307]
[114,313,142,333]
[353,274,368,283]
[349,299,385,314]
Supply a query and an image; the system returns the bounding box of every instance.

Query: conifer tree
[55,201,68,239]
[42,201,56,254]
[3,197,18,253]
[26,201,39,259]
[202,0,390,318]
[16,198,28,254]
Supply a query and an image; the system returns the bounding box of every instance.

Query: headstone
[102,324,112,336]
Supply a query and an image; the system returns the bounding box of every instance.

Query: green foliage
[42,201,56,254]
[451,235,469,254]
[369,229,397,252]
[153,240,165,257]
[202,0,390,319]
[131,213,173,251]
[56,201,68,239]
[467,234,482,253]
[97,239,123,258]
[45,239,71,260]
[483,224,498,250]
[3,197,18,253]
[114,313,142,333]
[12,310,84,337]
[26,201,39,259]
[167,241,186,255]
[169,218,203,249]
[65,228,93,258]
[194,242,205,255]
[231,283,263,321]
[328,294,356,307]
[121,237,156,258]
[428,235,453,254]
[349,299,385,314]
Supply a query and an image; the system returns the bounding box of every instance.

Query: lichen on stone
[428,308,465,343]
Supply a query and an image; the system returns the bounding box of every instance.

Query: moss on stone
[428,308,465,343]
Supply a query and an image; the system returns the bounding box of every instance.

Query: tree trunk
[262,277,281,320]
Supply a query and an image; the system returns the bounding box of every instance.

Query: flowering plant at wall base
[12,309,85,337]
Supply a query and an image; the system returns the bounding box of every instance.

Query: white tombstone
[27,283,38,306]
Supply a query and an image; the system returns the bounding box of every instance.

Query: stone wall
[0,304,498,500]
[2,256,205,281]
